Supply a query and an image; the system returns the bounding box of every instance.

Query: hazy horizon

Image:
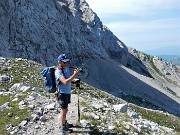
[143,46,180,55]
[143,45,180,51]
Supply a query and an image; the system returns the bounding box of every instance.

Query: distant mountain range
[144,46,180,56]
[144,46,180,66]
[158,55,179,61]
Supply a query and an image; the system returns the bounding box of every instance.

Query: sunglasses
[63,61,69,64]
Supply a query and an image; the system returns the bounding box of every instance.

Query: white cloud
[86,0,180,16]
[104,18,180,51]
[85,0,180,50]
[106,18,179,32]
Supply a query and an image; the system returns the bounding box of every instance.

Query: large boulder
[9,83,32,92]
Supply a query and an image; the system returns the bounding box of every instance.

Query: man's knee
[61,109,68,114]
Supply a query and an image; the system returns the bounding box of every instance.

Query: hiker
[55,54,81,133]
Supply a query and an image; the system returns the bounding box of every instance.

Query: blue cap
[58,54,70,62]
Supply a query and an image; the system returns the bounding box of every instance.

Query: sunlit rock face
[0,0,128,66]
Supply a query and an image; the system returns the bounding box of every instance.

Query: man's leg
[60,108,68,125]
[58,93,73,133]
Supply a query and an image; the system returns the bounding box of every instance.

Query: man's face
[59,61,68,68]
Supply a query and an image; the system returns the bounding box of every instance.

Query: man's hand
[59,69,81,85]
[73,68,81,77]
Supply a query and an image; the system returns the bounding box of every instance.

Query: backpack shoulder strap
[56,66,65,87]
[57,66,65,76]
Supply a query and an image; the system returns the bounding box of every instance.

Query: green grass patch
[121,95,159,110]
[0,93,30,135]
[0,58,44,90]
[149,61,163,76]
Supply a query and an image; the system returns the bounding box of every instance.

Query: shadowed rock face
[84,58,180,117]
[0,0,128,66]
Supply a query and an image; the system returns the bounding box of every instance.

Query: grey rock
[18,101,25,106]
[14,93,23,98]
[127,110,139,119]
[91,103,103,109]
[113,104,128,113]
[6,124,14,132]
[12,98,18,102]
[40,115,47,122]
[29,93,39,99]
[165,72,171,75]
[45,103,56,110]
[19,120,28,127]
[35,125,40,129]
[80,119,89,127]
[0,66,8,71]
[0,91,12,95]
[28,104,35,109]
[32,87,44,92]
[9,83,32,92]
[7,113,13,117]
[0,102,10,111]
[108,125,115,130]
[36,107,44,116]
[141,122,152,132]
[0,75,11,82]
[18,101,26,109]
[32,114,40,122]
[0,57,6,64]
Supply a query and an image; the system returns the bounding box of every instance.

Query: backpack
[41,66,65,93]
[41,66,57,93]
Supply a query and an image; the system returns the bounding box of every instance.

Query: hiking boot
[65,120,74,128]
[60,125,73,133]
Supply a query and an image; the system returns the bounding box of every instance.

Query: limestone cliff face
[0,0,128,66]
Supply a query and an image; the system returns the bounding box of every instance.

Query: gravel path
[18,94,90,135]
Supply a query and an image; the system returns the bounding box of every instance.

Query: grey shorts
[57,93,71,109]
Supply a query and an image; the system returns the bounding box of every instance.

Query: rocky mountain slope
[0,0,180,117]
[0,57,180,135]
[128,47,180,96]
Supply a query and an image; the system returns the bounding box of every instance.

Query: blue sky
[85,0,180,51]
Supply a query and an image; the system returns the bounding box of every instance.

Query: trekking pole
[77,86,80,122]
[73,78,81,122]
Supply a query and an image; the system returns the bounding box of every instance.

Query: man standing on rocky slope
[55,54,80,133]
